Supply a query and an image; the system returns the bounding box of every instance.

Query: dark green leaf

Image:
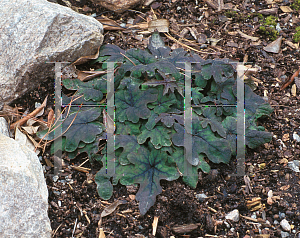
[155,113,184,128]
[147,86,178,113]
[126,147,179,215]
[126,48,157,65]
[143,70,184,96]
[38,108,103,152]
[172,146,199,188]
[116,121,141,135]
[192,87,204,105]
[172,117,231,165]
[137,125,172,149]
[115,85,158,123]
[98,44,125,62]
[62,78,106,102]
[115,135,140,165]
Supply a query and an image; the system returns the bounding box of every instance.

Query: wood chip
[280,184,290,190]
[96,16,124,31]
[99,228,105,238]
[244,175,253,193]
[45,157,54,167]
[152,216,159,236]
[204,0,218,10]
[285,40,299,49]
[282,133,290,141]
[172,224,199,234]
[280,6,293,13]
[101,200,127,218]
[291,84,297,96]
[237,30,259,41]
[295,77,300,89]
[258,8,278,15]
[188,27,199,41]
[148,19,169,32]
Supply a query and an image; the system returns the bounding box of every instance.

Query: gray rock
[0,0,103,110]
[0,133,51,237]
[0,117,9,137]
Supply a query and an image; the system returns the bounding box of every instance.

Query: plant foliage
[38,32,273,215]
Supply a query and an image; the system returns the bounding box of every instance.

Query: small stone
[218,15,228,22]
[127,18,134,24]
[198,34,207,44]
[281,231,290,238]
[293,133,300,142]
[268,190,273,198]
[227,41,239,47]
[279,212,286,219]
[196,193,208,202]
[52,175,59,182]
[224,221,230,228]
[276,23,282,32]
[288,160,300,173]
[225,209,240,222]
[280,219,291,232]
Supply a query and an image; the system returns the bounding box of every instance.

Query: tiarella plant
[38,32,273,215]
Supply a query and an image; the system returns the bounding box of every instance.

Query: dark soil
[8,0,300,237]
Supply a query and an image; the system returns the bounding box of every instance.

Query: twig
[120,52,136,66]
[72,218,77,238]
[35,95,83,152]
[70,165,91,173]
[52,223,63,237]
[78,158,89,167]
[280,66,300,90]
[10,95,48,129]
[164,32,217,55]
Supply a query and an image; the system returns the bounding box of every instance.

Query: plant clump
[225,10,248,21]
[37,32,274,215]
[259,16,279,41]
[293,26,300,43]
[291,0,300,10]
